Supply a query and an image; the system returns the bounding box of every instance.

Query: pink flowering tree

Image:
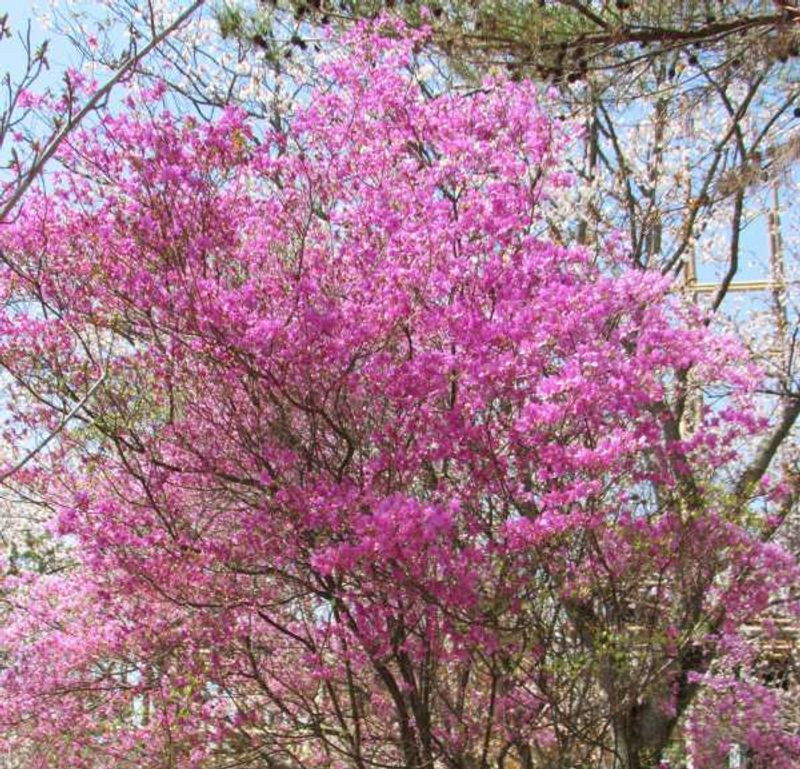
[0,20,798,769]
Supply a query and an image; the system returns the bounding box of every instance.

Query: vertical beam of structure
[768,182,791,374]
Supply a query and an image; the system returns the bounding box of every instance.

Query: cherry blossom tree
[0,20,798,769]
[222,10,800,726]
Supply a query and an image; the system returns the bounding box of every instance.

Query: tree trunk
[615,701,676,769]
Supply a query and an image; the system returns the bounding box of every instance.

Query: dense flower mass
[0,20,797,769]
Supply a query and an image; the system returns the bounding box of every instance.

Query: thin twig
[0,368,106,483]
[0,0,205,224]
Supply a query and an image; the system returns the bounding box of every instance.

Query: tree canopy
[0,5,798,769]
[0,19,798,768]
